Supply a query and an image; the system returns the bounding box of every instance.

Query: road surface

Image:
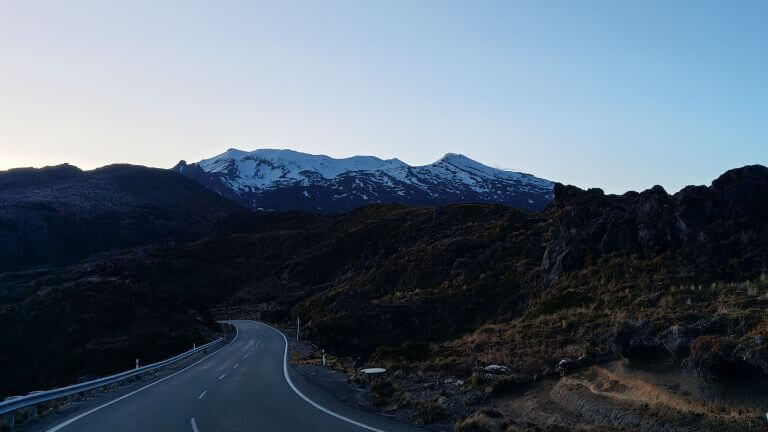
[40,320,423,432]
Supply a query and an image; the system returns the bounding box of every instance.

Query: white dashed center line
[190,418,200,432]
[198,390,207,400]
[233,363,239,369]
[218,373,227,380]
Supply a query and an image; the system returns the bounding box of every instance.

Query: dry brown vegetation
[566,366,758,419]
[435,265,768,380]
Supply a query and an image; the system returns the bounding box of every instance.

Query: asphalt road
[42,320,424,432]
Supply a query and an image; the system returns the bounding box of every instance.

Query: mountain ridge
[0,163,249,272]
[173,148,554,212]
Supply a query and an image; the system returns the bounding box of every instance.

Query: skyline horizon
[2,1,767,195]
[3,144,763,196]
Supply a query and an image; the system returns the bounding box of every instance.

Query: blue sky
[0,1,766,193]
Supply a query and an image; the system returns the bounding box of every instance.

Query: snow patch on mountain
[199,148,406,187]
[174,148,554,213]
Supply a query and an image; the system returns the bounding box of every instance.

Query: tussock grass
[453,412,499,432]
[430,265,768,381]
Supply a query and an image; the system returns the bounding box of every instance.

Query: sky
[0,1,766,194]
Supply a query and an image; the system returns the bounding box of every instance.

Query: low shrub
[530,289,594,317]
[417,401,452,424]
[454,412,499,432]
[462,373,489,393]
[370,378,395,406]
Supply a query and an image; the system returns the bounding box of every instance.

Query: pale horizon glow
[1,1,766,194]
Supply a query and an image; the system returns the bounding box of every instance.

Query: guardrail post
[29,404,37,419]
[4,411,14,428]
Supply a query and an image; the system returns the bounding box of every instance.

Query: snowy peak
[174,149,554,213]
[435,152,474,165]
[198,148,407,182]
[435,153,502,177]
[432,153,542,183]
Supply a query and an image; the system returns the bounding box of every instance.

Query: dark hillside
[0,264,222,396]
[0,204,540,396]
[0,164,248,272]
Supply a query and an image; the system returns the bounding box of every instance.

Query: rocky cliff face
[542,165,768,281]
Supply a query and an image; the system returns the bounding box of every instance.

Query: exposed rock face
[542,165,768,281]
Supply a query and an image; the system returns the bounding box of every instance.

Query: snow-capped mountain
[173,149,554,212]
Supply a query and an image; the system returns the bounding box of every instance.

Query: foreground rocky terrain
[1,164,767,430]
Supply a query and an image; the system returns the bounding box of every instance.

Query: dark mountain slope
[0,264,222,397]
[2,164,768,430]
[0,164,248,272]
[0,204,541,396]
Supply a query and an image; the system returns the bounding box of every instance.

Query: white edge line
[260,322,388,432]
[45,324,239,432]
[190,417,200,432]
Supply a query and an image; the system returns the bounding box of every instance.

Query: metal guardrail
[0,337,223,416]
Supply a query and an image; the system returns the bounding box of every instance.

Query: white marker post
[135,359,139,369]
[296,317,301,341]
[322,349,326,366]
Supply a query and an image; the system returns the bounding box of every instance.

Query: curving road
[40,320,423,432]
